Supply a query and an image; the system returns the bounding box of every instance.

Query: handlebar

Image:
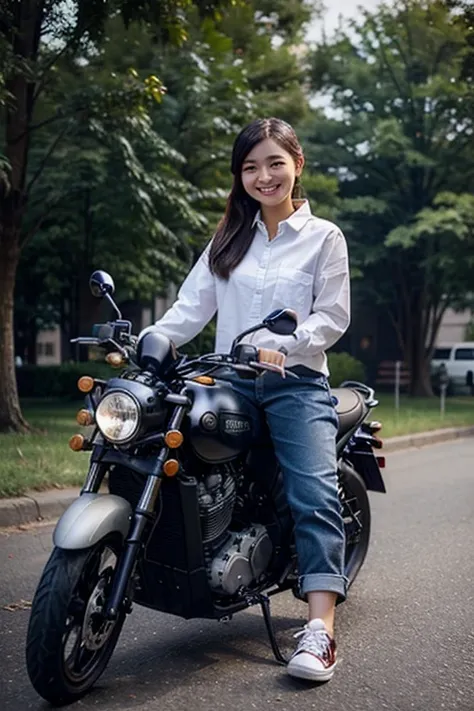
[175,353,298,380]
[72,328,296,380]
[71,334,136,361]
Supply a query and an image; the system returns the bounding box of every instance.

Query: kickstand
[257,593,289,666]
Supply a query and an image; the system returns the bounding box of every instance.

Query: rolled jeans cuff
[299,573,348,600]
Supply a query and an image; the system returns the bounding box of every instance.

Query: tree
[13,0,321,375]
[304,0,474,395]
[17,109,205,360]
[0,0,236,432]
[150,0,319,235]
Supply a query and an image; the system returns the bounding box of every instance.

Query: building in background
[436,309,473,344]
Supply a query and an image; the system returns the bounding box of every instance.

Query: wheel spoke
[73,643,94,675]
[61,543,120,683]
[63,619,82,668]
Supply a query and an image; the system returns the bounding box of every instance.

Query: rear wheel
[339,464,371,586]
[26,538,125,706]
[290,463,371,603]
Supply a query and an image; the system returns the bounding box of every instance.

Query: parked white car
[431,342,474,393]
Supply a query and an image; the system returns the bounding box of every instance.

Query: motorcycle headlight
[96,391,140,443]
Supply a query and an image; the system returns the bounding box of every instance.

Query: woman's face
[241,137,304,208]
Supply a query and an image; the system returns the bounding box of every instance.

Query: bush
[327,352,366,387]
[16,362,115,399]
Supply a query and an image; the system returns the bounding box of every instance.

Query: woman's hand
[257,348,287,376]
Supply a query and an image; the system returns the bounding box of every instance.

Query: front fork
[101,401,188,620]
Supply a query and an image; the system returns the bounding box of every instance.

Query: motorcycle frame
[52,380,385,665]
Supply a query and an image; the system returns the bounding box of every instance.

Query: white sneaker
[287,618,337,682]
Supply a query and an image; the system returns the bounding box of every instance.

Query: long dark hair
[209,117,304,279]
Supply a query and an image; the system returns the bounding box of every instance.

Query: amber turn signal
[163,459,180,477]
[193,376,215,386]
[69,434,85,451]
[78,376,94,393]
[369,421,383,432]
[76,409,94,427]
[164,430,184,448]
[106,352,124,368]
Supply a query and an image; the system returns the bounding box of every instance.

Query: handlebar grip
[257,348,286,369]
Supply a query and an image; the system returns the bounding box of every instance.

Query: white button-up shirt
[148,200,350,376]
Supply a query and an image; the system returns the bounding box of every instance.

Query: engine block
[209,525,273,595]
[197,464,237,545]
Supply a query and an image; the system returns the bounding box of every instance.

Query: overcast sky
[307,0,383,41]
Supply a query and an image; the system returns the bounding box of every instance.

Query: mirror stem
[105,293,122,320]
[230,324,262,353]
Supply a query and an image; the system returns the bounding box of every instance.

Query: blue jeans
[230,370,347,599]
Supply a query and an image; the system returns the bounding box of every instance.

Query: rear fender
[344,447,386,493]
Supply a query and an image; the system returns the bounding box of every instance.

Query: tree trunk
[0,1,44,431]
[398,290,435,398]
[410,355,434,397]
[0,227,30,432]
[408,303,434,397]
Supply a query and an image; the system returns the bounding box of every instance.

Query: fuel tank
[184,377,261,464]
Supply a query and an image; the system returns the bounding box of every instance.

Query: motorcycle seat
[331,388,367,436]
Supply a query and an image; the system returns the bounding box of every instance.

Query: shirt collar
[252,199,313,234]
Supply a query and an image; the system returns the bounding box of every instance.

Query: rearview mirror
[262,309,298,336]
[89,270,121,319]
[89,270,115,298]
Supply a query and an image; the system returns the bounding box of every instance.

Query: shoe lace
[293,626,331,657]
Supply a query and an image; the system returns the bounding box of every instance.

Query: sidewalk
[1,425,473,528]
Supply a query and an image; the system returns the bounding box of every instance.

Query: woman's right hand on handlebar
[257,348,287,377]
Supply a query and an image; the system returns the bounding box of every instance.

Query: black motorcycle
[26,270,386,706]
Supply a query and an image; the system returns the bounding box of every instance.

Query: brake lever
[103,339,129,357]
[70,337,101,346]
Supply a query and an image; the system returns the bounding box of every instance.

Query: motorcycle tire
[339,462,371,586]
[26,537,125,706]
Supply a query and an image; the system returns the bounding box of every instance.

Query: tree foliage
[0,0,244,432]
[2,0,318,430]
[304,0,474,395]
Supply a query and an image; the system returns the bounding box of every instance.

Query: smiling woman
[242,150,300,196]
[241,142,304,239]
[209,118,305,278]
[138,116,352,682]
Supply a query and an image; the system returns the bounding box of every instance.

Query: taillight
[376,456,386,468]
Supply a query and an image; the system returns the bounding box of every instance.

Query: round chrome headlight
[96,391,140,443]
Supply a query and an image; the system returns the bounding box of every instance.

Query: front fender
[53,493,132,550]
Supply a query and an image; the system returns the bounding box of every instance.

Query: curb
[382,425,474,453]
[0,488,79,529]
[1,426,473,529]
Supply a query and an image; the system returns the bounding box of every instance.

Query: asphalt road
[1,439,474,711]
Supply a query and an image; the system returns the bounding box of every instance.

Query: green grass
[0,400,88,498]
[374,394,474,437]
[0,395,473,498]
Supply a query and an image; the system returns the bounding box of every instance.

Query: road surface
[1,439,474,710]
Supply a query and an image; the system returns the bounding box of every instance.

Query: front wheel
[339,463,371,586]
[26,538,125,706]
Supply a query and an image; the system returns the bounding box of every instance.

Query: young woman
[140,117,350,682]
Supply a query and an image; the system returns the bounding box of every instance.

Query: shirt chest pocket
[272,267,314,315]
